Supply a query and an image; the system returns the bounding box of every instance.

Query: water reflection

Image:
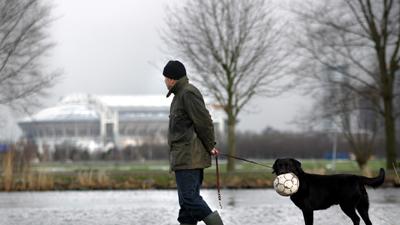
[227,196,236,207]
[0,189,398,225]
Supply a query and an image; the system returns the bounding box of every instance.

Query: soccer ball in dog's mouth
[273,172,299,196]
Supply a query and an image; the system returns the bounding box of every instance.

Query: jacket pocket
[190,137,211,168]
[170,142,191,169]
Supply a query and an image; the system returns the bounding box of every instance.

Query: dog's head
[272,158,304,176]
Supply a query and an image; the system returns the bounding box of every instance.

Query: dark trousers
[175,169,212,224]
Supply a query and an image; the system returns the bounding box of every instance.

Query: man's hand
[210,148,220,156]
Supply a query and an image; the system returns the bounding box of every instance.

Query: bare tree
[163,0,288,171]
[315,71,379,174]
[292,0,399,169]
[340,100,379,176]
[0,0,59,113]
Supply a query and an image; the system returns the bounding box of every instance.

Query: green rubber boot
[203,211,224,225]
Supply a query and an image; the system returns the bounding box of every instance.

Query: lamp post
[331,131,337,172]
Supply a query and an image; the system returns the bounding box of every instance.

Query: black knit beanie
[163,60,186,80]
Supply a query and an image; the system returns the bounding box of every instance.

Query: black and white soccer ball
[273,172,300,196]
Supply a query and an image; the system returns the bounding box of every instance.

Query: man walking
[163,60,224,225]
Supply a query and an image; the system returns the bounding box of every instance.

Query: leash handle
[215,155,222,209]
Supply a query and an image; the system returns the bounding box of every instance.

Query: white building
[18,94,225,153]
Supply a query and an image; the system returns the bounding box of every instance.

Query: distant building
[18,94,226,153]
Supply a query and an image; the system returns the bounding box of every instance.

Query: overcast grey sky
[40,0,312,133]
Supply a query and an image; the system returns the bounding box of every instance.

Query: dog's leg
[356,195,372,225]
[339,204,360,225]
[301,209,313,225]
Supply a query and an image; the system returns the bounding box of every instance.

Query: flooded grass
[1,159,398,191]
[30,159,388,174]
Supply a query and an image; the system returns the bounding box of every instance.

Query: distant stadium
[18,94,226,153]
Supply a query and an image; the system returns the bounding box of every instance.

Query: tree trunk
[355,154,369,174]
[3,150,14,191]
[383,97,397,169]
[226,113,236,172]
[359,163,372,177]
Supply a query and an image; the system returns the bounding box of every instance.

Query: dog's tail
[360,168,385,188]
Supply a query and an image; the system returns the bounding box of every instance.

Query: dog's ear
[291,159,301,168]
[290,158,304,174]
[272,158,280,174]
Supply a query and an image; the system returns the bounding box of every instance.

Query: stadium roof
[98,95,171,108]
[19,94,172,123]
[19,104,100,123]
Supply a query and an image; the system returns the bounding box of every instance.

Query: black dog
[272,158,385,225]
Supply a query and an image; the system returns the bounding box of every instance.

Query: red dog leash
[221,153,273,169]
[214,152,273,208]
[215,155,222,209]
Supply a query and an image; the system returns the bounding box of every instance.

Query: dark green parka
[167,76,215,171]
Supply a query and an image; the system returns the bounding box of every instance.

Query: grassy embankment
[1,158,399,191]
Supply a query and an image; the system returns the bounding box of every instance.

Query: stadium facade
[18,94,226,153]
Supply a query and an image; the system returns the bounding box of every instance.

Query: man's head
[163,60,186,90]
